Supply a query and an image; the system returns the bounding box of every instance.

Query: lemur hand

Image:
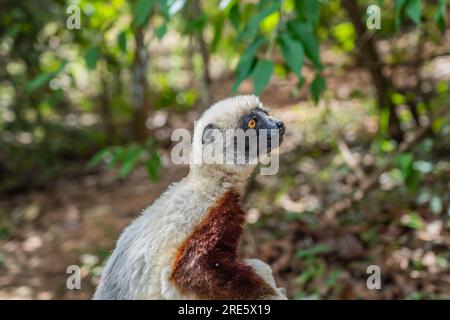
[244,259,287,300]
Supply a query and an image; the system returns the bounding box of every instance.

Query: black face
[237,107,285,140]
[201,107,285,164]
[238,108,285,146]
[235,108,285,160]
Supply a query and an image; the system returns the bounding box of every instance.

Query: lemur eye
[247,118,257,129]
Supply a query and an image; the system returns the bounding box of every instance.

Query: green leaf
[391,92,406,105]
[237,2,280,42]
[296,243,329,259]
[435,0,447,32]
[85,47,98,70]
[436,80,448,94]
[326,270,342,287]
[232,36,267,92]
[229,3,240,30]
[310,74,326,103]
[119,159,138,179]
[380,139,396,152]
[395,153,422,191]
[405,0,421,24]
[184,14,208,33]
[294,0,320,26]
[118,147,143,179]
[87,148,111,168]
[118,31,127,53]
[155,23,167,39]
[379,109,391,136]
[278,33,304,78]
[396,153,413,178]
[133,0,154,27]
[400,212,425,229]
[405,169,421,192]
[106,147,123,170]
[288,20,322,70]
[251,59,274,96]
[27,73,53,93]
[146,149,161,181]
[232,57,256,92]
[211,15,225,52]
[26,60,68,92]
[331,22,356,52]
[284,212,301,221]
[158,0,170,20]
[394,0,407,30]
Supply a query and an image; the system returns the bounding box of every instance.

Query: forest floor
[0,69,449,299]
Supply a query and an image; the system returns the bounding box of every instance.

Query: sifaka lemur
[94,95,287,300]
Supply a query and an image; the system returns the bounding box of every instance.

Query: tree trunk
[132,27,150,141]
[191,0,211,109]
[342,0,403,142]
[100,73,115,143]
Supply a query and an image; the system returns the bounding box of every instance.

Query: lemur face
[236,106,285,153]
[200,105,285,166]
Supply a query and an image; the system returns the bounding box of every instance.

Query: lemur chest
[168,190,277,299]
[169,191,247,295]
[173,190,245,265]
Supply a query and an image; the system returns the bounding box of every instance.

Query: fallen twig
[336,136,367,183]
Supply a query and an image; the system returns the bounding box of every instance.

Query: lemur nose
[276,121,285,136]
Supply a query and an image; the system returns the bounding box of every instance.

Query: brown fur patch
[170,191,276,299]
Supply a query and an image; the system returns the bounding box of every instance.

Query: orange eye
[247,118,257,129]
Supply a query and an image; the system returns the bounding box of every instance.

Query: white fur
[93,95,286,300]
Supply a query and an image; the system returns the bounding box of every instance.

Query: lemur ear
[202,123,219,144]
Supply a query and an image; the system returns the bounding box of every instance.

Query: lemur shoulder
[94,95,287,300]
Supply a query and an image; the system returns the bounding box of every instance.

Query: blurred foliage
[88,138,161,181]
[0,0,449,300]
[0,0,448,190]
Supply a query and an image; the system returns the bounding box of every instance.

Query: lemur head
[191,95,285,179]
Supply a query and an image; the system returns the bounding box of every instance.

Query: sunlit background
[0,0,449,299]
